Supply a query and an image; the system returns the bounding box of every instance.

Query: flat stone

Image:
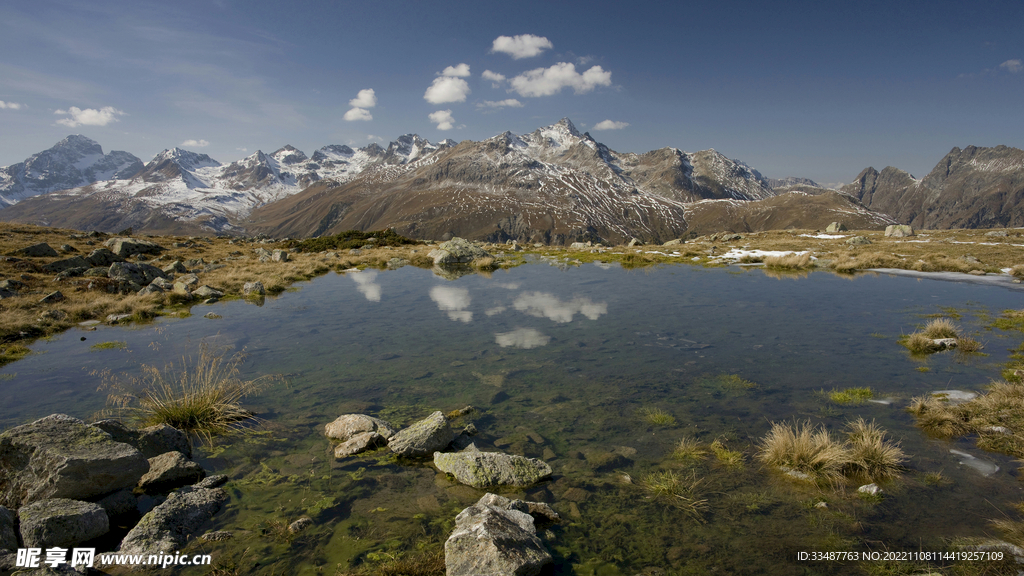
[18,498,109,549]
[137,451,206,493]
[324,414,397,441]
[104,238,164,259]
[434,451,552,488]
[40,291,64,304]
[90,421,191,459]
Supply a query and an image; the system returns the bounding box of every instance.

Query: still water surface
[3,261,1023,574]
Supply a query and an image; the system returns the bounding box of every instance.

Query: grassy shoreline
[2,222,1022,367]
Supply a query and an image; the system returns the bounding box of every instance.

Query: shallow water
[4,261,1024,575]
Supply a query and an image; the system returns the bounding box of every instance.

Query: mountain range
[0,119,1017,242]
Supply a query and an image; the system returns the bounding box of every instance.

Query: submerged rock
[445,493,552,576]
[324,414,397,442]
[434,451,552,488]
[950,449,999,476]
[0,414,149,508]
[18,498,109,548]
[334,432,387,458]
[388,412,454,458]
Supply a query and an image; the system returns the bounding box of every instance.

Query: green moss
[638,406,676,426]
[827,387,873,405]
[90,341,127,351]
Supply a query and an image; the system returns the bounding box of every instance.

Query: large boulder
[825,222,848,233]
[42,256,91,274]
[84,248,123,267]
[90,420,191,459]
[445,494,552,576]
[18,498,109,549]
[115,486,228,557]
[0,505,16,551]
[0,414,149,508]
[434,451,552,488]
[104,238,164,259]
[14,243,59,258]
[324,414,397,442]
[428,238,491,265]
[108,262,168,289]
[885,224,915,238]
[388,412,454,458]
[137,452,205,493]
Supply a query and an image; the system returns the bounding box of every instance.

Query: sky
[1,0,1022,185]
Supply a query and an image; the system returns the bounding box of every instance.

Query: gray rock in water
[115,487,228,558]
[324,414,397,442]
[0,505,16,551]
[96,488,138,517]
[194,475,227,489]
[288,517,313,534]
[138,452,206,493]
[476,493,560,526]
[15,243,59,258]
[884,224,914,238]
[334,432,387,458]
[825,222,848,233]
[434,451,552,488]
[193,285,224,299]
[428,238,491,264]
[242,281,265,296]
[90,420,191,459]
[18,498,109,549]
[0,414,149,508]
[388,411,454,458]
[104,237,164,258]
[445,495,552,576]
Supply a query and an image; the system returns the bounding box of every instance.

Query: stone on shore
[137,452,206,493]
[428,238,491,265]
[388,412,454,458]
[90,420,191,459]
[18,498,109,549]
[0,414,149,508]
[445,494,552,576]
[116,487,228,558]
[434,451,552,488]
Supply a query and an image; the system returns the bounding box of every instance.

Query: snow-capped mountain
[0,135,143,207]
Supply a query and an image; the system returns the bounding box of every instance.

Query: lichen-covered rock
[845,236,872,246]
[85,248,123,267]
[428,238,491,265]
[334,432,386,458]
[115,487,228,557]
[18,498,109,549]
[885,224,915,238]
[108,262,168,289]
[90,421,191,459]
[192,285,224,299]
[104,238,164,259]
[242,281,265,296]
[137,452,205,493]
[96,489,138,517]
[0,414,149,508]
[388,412,454,458]
[324,414,397,442]
[272,249,289,263]
[434,451,552,488]
[476,493,560,526]
[445,494,552,576]
[14,243,59,258]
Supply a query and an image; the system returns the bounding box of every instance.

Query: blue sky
[1,0,1021,185]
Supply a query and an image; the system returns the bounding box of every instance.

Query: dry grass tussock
[763,252,812,270]
[636,470,709,522]
[98,344,280,445]
[908,382,1024,457]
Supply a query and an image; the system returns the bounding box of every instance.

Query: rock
[42,256,91,273]
[90,420,191,459]
[0,414,149,508]
[162,261,187,275]
[18,498,109,548]
[0,279,25,292]
[39,310,68,322]
[192,285,223,299]
[476,493,560,526]
[288,517,313,534]
[985,230,1008,237]
[825,222,848,233]
[203,312,221,319]
[0,505,16,551]
[968,269,987,276]
[96,489,138,517]
[85,248,123,267]
[932,338,958,350]
[201,530,233,541]
[428,238,491,265]
[176,273,199,288]
[388,412,454,457]
[386,257,409,269]
[39,291,65,304]
[845,236,872,246]
[54,267,88,281]
[137,452,206,493]
[116,487,228,557]
[335,431,385,457]
[857,483,882,496]
[104,238,164,259]
[324,414,397,442]
[194,475,227,489]
[884,224,915,238]
[171,282,192,299]
[105,314,132,324]
[108,262,168,289]
[242,281,265,296]
[662,239,682,246]
[445,495,552,576]
[434,451,552,488]
[15,243,59,258]
[272,249,289,262]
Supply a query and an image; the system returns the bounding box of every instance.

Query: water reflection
[349,270,381,302]
[494,327,550,348]
[430,285,473,322]
[511,291,608,323]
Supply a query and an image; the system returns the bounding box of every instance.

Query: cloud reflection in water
[350,270,381,302]
[512,291,607,323]
[430,285,473,322]
[495,328,551,349]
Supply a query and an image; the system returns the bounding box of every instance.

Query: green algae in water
[90,340,127,351]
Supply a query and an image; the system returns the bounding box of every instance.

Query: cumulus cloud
[491,34,553,59]
[440,63,471,77]
[429,109,455,130]
[592,119,629,130]
[424,76,470,104]
[0,101,23,110]
[1000,59,1023,73]
[349,88,377,108]
[482,70,506,88]
[509,63,612,97]
[53,106,125,127]
[477,99,523,109]
[343,107,373,121]
[181,139,210,147]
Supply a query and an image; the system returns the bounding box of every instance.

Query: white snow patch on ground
[799,234,846,239]
[720,249,811,260]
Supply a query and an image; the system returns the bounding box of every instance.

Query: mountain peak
[54,134,103,156]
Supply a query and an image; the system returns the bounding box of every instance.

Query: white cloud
[1000,59,1022,73]
[477,99,523,109]
[491,34,553,59]
[509,63,612,97]
[366,134,384,141]
[349,88,377,108]
[0,101,23,110]
[429,110,455,130]
[440,63,471,77]
[182,139,210,147]
[424,76,470,104]
[53,106,125,127]
[482,70,506,83]
[236,147,248,152]
[343,107,373,121]
[592,119,629,130]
